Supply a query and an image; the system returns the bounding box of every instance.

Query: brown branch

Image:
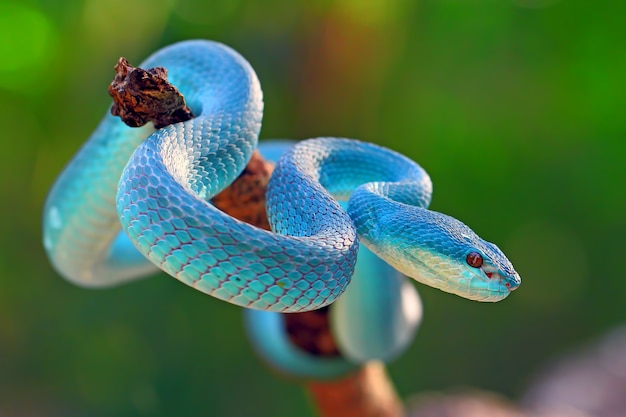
[284,305,340,357]
[109,56,403,417]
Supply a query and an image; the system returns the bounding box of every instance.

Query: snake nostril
[506,279,520,291]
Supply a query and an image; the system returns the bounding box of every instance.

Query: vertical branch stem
[306,362,404,417]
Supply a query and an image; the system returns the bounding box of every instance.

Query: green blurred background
[1,0,625,415]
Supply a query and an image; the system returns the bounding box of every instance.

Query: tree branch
[109,55,404,417]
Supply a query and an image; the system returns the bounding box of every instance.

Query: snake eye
[466,252,483,268]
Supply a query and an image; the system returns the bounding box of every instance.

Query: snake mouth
[480,266,520,292]
[480,265,499,280]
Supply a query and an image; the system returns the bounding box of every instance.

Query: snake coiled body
[43,40,521,373]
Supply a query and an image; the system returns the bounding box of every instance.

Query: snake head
[353,202,522,302]
[412,211,521,302]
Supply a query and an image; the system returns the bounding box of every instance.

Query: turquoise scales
[42,40,521,372]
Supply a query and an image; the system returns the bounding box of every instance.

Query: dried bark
[109,58,194,129]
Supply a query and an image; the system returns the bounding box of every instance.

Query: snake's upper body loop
[43,40,521,375]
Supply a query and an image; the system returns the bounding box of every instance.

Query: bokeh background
[1,0,625,415]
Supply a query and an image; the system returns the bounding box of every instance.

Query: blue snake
[42,40,521,377]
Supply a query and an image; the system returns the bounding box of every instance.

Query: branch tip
[108,57,194,129]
